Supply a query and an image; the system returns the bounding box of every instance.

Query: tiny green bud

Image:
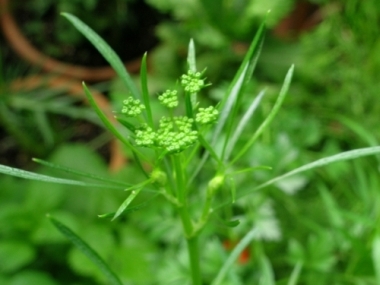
[207,174,225,197]
[156,116,198,153]
[150,168,167,186]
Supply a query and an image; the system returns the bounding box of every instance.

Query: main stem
[173,155,202,285]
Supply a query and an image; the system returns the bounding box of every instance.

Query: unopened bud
[207,174,225,197]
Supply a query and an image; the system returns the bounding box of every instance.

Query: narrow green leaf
[219,21,266,110]
[225,219,240,227]
[214,215,240,228]
[287,262,303,285]
[219,21,265,159]
[99,193,159,218]
[228,165,272,176]
[140,52,154,127]
[213,146,380,211]
[189,65,248,183]
[32,158,129,187]
[259,255,275,285]
[241,146,380,198]
[0,163,117,188]
[215,63,248,148]
[191,21,266,182]
[187,39,197,72]
[112,187,143,221]
[98,212,115,219]
[231,64,294,165]
[225,90,265,160]
[197,133,222,166]
[115,116,137,132]
[61,13,140,99]
[211,228,256,285]
[48,216,123,285]
[183,41,201,118]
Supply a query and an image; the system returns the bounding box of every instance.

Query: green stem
[172,155,202,284]
[187,236,202,285]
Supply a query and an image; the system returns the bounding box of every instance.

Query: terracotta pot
[0,0,142,82]
[273,0,322,40]
[10,75,126,171]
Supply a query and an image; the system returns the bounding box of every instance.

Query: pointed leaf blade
[0,163,116,188]
[243,146,380,198]
[232,64,294,164]
[61,13,140,99]
[112,187,143,221]
[48,216,123,285]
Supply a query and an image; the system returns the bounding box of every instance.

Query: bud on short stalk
[207,174,225,197]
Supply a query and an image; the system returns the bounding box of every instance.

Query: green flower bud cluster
[122,97,146,117]
[195,106,219,125]
[134,117,198,154]
[156,116,198,153]
[135,124,156,147]
[180,70,206,93]
[120,69,217,154]
[158,90,178,108]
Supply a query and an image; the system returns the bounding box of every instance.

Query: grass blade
[32,158,130,187]
[48,216,123,285]
[211,229,257,285]
[61,13,140,99]
[231,64,294,165]
[0,164,119,189]
[225,90,265,160]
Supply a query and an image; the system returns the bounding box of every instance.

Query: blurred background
[1,0,380,284]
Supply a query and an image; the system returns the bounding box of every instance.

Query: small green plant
[1,12,380,285]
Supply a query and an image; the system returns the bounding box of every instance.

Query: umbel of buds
[135,117,198,153]
[158,90,178,108]
[121,97,146,117]
[121,70,218,154]
[196,106,219,125]
[180,70,208,93]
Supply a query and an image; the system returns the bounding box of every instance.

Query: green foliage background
[1,0,380,284]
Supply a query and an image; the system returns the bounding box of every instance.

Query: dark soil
[10,0,166,66]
